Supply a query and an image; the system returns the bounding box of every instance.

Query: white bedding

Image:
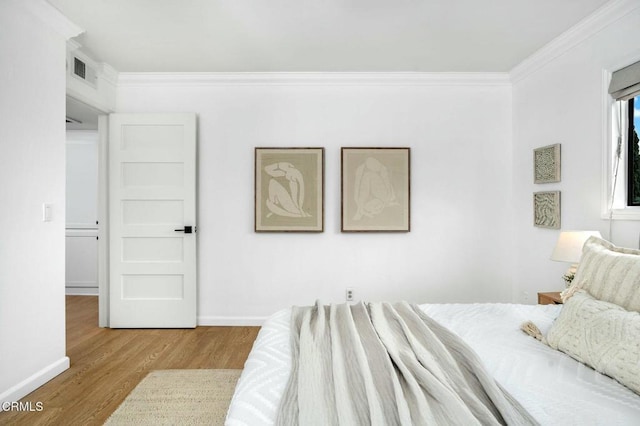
[226,303,640,425]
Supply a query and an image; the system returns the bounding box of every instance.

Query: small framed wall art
[533,191,561,229]
[255,147,324,232]
[341,147,410,232]
[533,143,561,184]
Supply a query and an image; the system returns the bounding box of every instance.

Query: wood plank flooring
[0,296,260,426]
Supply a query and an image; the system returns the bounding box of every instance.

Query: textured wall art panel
[534,144,561,184]
[533,191,560,229]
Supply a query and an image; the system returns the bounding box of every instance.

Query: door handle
[174,226,193,234]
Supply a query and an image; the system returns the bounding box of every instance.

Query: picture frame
[534,143,561,184]
[533,191,561,229]
[341,147,410,232]
[255,147,324,232]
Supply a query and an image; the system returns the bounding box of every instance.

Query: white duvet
[226,303,640,425]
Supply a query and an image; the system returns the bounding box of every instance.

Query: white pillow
[546,290,640,395]
[572,236,640,312]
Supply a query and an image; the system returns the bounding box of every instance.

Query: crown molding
[66,39,82,52]
[510,0,640,83]
[23,0,83,40]
[117,72,511,88]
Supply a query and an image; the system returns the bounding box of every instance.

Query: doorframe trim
[65,94,112,327]
[97,114,110,327]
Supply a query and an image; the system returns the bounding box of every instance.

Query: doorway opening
[65,95,108,326]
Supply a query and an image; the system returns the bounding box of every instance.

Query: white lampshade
[550,231,602,263]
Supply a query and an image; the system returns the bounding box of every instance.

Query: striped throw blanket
[276,301,537,426]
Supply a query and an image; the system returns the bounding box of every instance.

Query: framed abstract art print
[255,147,324,232]
[341,147,410,232]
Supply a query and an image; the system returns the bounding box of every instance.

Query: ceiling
[49,0,611,73]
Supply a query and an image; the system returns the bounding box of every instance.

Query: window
[605,60,640,218]
[628,95,640,206]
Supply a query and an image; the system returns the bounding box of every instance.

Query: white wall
[0,0,77,403]
[117,75,514,322]
[512,3,640,302]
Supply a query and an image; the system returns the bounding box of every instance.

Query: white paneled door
[109,113,197,328]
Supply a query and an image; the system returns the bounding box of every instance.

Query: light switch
[43,203,52,222]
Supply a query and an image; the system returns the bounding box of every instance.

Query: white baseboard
[197,316,267,326]
[65,287,99,296]
[0,357,70,405]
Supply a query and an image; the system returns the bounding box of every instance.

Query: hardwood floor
[0,296,260,426]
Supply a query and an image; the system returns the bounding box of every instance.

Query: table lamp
[550,230,602,286]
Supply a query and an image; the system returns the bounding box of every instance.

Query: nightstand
[538,291,563,305]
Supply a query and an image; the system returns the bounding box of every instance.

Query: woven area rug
[105,369,242,425]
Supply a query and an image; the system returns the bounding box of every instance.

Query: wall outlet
[523,291,529,302]
[346,288,354,302]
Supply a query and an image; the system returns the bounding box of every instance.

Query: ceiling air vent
[71,56,97,88]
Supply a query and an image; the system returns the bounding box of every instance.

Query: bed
[226,237,640,425]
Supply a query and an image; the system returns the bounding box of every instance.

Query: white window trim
[601,68,640,220]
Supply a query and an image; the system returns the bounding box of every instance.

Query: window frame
[601,68,640,220]
[627,96,640,207]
